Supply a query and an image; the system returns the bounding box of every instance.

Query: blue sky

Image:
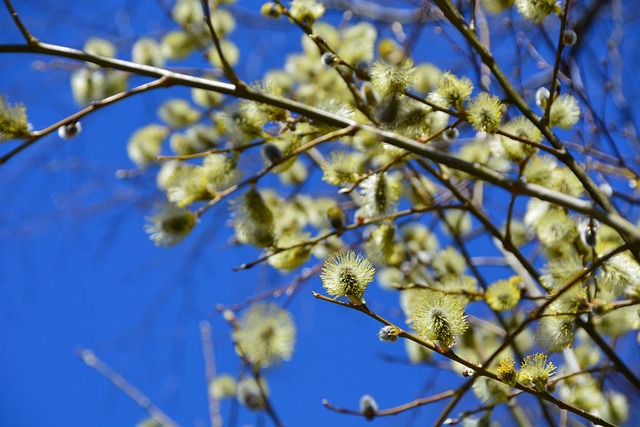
[2,1,640,427]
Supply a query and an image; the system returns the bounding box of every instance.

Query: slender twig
[2,41,639,247]
[193,125,355,218]
[157,139,266,161]
[0,76,170,165]
[322,389,456,419]
[430,0,617,216]
[3,0,38,44]
[218,308,284,427]
[233,203,464,271]
[479,244,633,374]
[576,318,640,392]
[495,129,558,155]
[542,0,572,126]
[77,348,179,427]
[311,293,616,427]
[199,0,245,89]
[199,321,223,427]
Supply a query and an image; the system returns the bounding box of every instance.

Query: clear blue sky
[1,1,639,427]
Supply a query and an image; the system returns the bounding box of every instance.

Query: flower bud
[442,127,459,142]
[262,143,283,164]
[326,205,345,231]
[359,394,378,420]
[377,325,400,342]
[321,52,336,66]
[261,2,283,18]
[236,377,267,411]
[58,121,82,140]
[562,29,578,47]
[535,87,551,108]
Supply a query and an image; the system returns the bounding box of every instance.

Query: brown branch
[193,125,355,218]
[430,0,617,217]
[2,41,639,248]
[311,292,617,427]
[3,0,38,44]
[199,0,245,89]
[322,389,456,419]
[0,76,170,165]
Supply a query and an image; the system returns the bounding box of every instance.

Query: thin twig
[311,293,617,427]
[199,321,223,427]
[2,41,639,247]
[77,348,179,427]
[322,389,456,419]
[199,0,245,89]
[194,125,355,218]
[0,76,170,165]
[3,0,38,44]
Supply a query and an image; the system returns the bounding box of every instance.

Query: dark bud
[327,206,345,231]
[260,3,282,19]
[359,394,378,420]
[562,29,577,47]
[376,95,401,124]
[355,60,370,77]
[321,52,336,66]
[58,121,82,140]
[262,143,282,164]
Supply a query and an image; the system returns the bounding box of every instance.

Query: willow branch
[3,0,38,44]
[199,0,245,89]
[2,41,640,245]
[199,321,223,427]
[77,348,179,427]
[430,0,616,216]
[0,76,170,165]
[311,293,616,427]
[322,389,456,419]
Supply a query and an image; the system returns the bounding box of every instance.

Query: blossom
[435,72,473,109]
[515,0,558,23]
[232,187,275,248]
[0,96,30,141]
[144,204,196,247]
[412,293,468,348]
[467,92,502,133]
[549,94,580,129]
[497,357,519,386]
[233,303,296,367]
[370,58,416,96]
[520,353,556,391]
[320,250,375,304]
[485,277,521,311]
[359,172,402,219]
[536,315,575,352]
